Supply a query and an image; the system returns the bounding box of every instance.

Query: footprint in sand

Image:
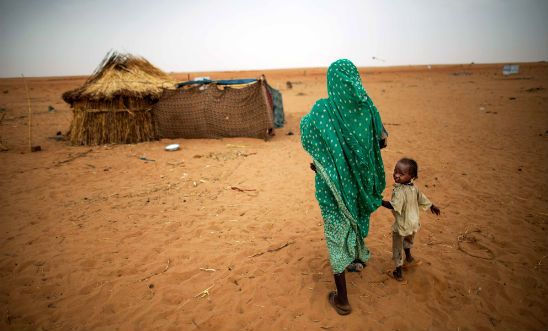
[458,234,495,260]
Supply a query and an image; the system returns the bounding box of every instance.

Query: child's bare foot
[404,248,413,264]
[328,291,352,315]
[392,266,404,281]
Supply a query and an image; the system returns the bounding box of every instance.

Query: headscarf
[300,59,385,238]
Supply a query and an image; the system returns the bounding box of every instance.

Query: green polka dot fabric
[300,59,386,274]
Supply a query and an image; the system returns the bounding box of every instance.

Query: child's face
[393,162,413,184]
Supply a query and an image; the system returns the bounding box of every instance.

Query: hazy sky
[1,0,547,77]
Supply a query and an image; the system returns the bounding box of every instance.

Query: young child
[381,158,440,281]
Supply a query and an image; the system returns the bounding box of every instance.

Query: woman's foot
[346,260,366,272]
[328,291,352,315]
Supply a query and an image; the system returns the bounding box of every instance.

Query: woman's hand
[430,205,441,215]
[379,138,387,149]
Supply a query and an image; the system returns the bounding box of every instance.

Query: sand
[1,63,547,330]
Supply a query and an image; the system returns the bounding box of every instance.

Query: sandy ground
[1,63,547,331]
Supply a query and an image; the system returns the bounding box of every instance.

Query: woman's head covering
[326,59,385,143]
[300,59,386,238]
[327,59,368,109]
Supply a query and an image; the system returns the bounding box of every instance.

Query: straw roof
[63,51,175,105]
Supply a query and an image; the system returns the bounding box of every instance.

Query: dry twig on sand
[140,258,171,282]
[230,186,256,192]
[248,241,295,258]
[456,225,482,242]
[536,255,548,268]
[194,284,214,298]
[230,186,259,196]
[55,149,94,166]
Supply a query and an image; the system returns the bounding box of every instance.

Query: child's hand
[430,205,441,215]
[310,162,317,173]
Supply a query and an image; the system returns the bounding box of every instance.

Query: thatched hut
[63,51,175,145]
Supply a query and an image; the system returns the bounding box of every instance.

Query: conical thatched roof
[63,51,175,105]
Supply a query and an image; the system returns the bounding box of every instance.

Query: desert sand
[1,63,547,330]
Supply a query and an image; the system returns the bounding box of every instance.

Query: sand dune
[1,63,547,330]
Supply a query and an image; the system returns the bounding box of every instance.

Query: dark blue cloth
[266,84,285,128]
[176,79,257,88]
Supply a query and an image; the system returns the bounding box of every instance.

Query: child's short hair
[399,158,418,179]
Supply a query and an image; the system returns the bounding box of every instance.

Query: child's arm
[381,200,393,210]
[418,190,440,215]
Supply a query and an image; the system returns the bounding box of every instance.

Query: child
[381,158,440,281]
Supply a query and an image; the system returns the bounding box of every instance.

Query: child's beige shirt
[390,183,432,236]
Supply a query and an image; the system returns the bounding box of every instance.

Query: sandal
[346,260,366,272]
[328,291,352,315]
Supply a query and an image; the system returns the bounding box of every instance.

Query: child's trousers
[392,231,415,267]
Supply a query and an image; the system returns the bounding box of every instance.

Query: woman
[300,59,386,315]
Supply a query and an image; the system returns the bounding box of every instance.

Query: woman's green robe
[300,59,386,273]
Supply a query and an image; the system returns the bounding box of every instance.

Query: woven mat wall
[153,80,273,140]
